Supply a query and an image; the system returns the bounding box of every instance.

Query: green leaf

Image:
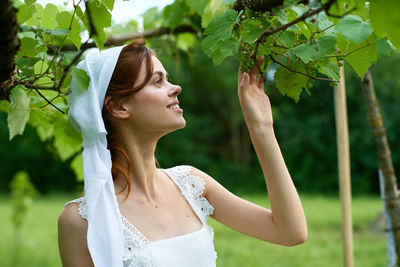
[336,15,372,44]
[83,0,112,49]
[319,62,340,80]
[41,3,59,29]
[7,86,30,140]
[71,154,84,182]
[177,33,195,51]
[241,18,263,43]
[56,11,82,49]
[291,34,336,64]
[202,0,225,28]
[17,4,36,24]
[212,37,239,65]
[163,0,186,30]
[17,37,39,57]
[142,7,161,30]
[53,118,83,160]
[71,67,90,90]
[376,38,391,56]
[24,0,36,5]
[337,35,377,79]
[202,9,238,57]
[370,0,400,49]
[15,57,41,68]
[276,31,296,48]
[274,61,308,102]
[25,3,43,27]
[185,0,208,15]
[100,0,115,10]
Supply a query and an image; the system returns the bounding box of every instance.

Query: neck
[112,127,166,203]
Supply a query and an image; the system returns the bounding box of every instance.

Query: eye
[154,79,162,85]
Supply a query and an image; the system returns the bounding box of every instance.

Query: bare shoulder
[58,202,87,231]
[58,202,94,267]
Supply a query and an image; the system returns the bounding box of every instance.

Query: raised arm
[190,58,307,246]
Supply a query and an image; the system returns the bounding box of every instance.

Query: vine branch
[33,88,65,114]
[269,54,339,82]
[251,0,338,76]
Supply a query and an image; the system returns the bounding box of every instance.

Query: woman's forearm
[247,123,307,243]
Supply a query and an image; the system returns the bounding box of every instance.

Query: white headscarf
[68,45,126,266]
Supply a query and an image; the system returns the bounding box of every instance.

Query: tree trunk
[362,70,400,265]
[0,0,20,101]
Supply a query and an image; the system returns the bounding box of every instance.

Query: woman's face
[123,55,186,134]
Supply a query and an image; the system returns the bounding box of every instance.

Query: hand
[238,57,273,128]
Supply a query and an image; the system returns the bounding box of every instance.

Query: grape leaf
[56,11,82,49]
[336,15,372,44]
[202,9,237,57]
[7,86,30,140]
[41,3,59,29]
[241,18,264,43]
[177,33,195,51]
[17,4,36,24]
[370,0,400,49]
[337,35,377,79]
[25,3,43,27]
[212,37,239,65]
[100,0,115,10]
[185,0,208,15]
[82,0,112,49]
[71,67,90,91]
[202,0,225,28]
[142,7,161,30]
[276,31,296,48]
[319,62,340,80]
[71,154,84,182]
[163,0,186,30]
[376,38,391,56]
[53,118,83,160]
[17,37,39,57]
[25,0,36,5]
[274,62,308,102]
[291,34,336,64]
[15,57,41,68]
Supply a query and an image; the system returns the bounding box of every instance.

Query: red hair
[102,39,160,201]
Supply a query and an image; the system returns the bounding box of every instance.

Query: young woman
[58,40,307,267]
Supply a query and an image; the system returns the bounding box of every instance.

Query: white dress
[64,165,218,267]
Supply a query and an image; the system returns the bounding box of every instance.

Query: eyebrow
[152,71,169,79]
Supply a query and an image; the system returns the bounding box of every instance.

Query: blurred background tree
[1,39,398,196]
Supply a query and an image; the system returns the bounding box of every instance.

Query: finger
[257,55,265,66]
[249,64,257,84]
[239,72,249,90]
[238,68,244,86]
[257,74,265,89]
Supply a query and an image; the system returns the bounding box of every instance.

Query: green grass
[0,193,387,266]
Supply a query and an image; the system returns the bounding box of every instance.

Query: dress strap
[65,197,87,220]
[163,165,215,221]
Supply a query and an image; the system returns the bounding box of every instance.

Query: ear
[104,96,130,119]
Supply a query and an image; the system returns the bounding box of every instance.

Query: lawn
[0,193,387,266]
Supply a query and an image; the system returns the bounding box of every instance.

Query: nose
[169,83,182,96]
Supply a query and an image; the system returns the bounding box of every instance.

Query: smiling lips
[167,104,183,113]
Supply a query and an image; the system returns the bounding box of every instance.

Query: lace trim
[63,165,216,265]
[64,197,87,220]
[121,216,149,247]
[167,165,215,219]
[64,197,162,265]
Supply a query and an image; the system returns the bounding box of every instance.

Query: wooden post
[333,65,354,267]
